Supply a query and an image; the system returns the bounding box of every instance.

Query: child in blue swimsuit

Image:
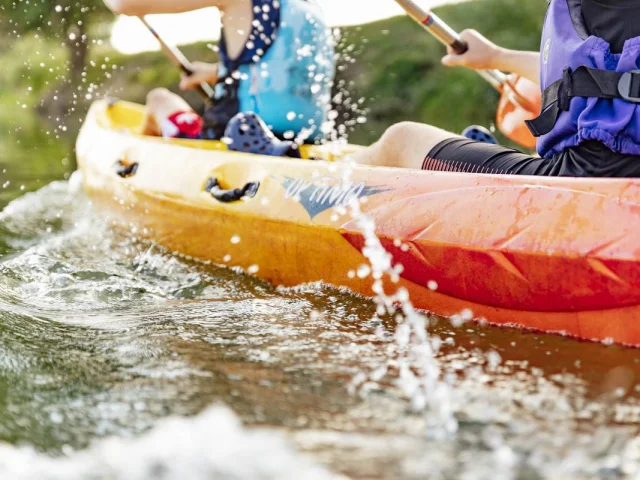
[104,0,334,155]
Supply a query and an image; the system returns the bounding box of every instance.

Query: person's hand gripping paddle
[138,16,215,103]
[393,0,541,149]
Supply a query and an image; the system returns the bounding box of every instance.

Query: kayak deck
[77,100,640,346]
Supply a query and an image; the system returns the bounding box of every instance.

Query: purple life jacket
[527,0,640,158]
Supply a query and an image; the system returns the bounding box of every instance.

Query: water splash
[0,407,342,480]
[321,153,459,438]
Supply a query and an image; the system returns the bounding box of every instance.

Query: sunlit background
[110,0,456,53]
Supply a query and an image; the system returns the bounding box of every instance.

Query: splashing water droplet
[356,264,371,278]
[247,265,259,274]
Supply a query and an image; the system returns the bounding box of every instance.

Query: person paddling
[103,0,335,156]
[355,0,640,177]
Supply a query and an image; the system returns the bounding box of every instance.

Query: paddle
[138,16,215,102]
[392,0,541,149]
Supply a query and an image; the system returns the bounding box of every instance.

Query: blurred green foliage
[0,0,110,87]
[0,0,109,35]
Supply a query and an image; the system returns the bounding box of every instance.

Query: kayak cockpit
[96,99,363,162]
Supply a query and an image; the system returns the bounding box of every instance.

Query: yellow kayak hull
[77,100,640,346]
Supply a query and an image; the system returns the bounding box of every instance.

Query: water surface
[2,117,640,479]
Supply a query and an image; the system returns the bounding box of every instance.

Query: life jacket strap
[526,66,640,137]
[201,78,240,140]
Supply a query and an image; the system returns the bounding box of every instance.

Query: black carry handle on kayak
[205,177,260,203]
[115,159,139,178]
[138,16,215,102]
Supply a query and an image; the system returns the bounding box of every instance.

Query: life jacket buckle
[618,70,640,104]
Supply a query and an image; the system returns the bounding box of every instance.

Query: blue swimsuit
[202,0,335,141]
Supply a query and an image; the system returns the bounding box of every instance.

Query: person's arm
[441,29,540,85]
[103,0,226,16]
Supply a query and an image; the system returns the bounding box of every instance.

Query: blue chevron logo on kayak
[281,176,390,219]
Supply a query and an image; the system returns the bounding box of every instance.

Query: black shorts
[424,139,640,177]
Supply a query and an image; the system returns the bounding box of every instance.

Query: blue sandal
[462,125,498,144]
[224,112,301,158]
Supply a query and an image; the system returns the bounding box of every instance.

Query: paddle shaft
[138,16,215,102]
[393,0,508,91]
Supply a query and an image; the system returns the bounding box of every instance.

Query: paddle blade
[496,74,541,150]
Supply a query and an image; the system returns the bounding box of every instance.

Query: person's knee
[146,88,172,107]
[376,122,430,167]
[380,122,445,147]
[379,122,421,149]
[370,122,453,169]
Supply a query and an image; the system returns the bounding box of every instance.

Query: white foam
[0,406,342,480]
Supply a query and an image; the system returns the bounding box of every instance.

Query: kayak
[77,100,640,347]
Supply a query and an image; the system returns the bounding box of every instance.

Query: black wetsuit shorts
[424,139,640,177]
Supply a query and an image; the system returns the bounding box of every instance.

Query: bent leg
[352,122,461,169]
[143,88,195,137]
[352,121,556,175]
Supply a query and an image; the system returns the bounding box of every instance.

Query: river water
[2,117,640,479]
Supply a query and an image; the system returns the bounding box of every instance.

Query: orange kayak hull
[77,101,640,346]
